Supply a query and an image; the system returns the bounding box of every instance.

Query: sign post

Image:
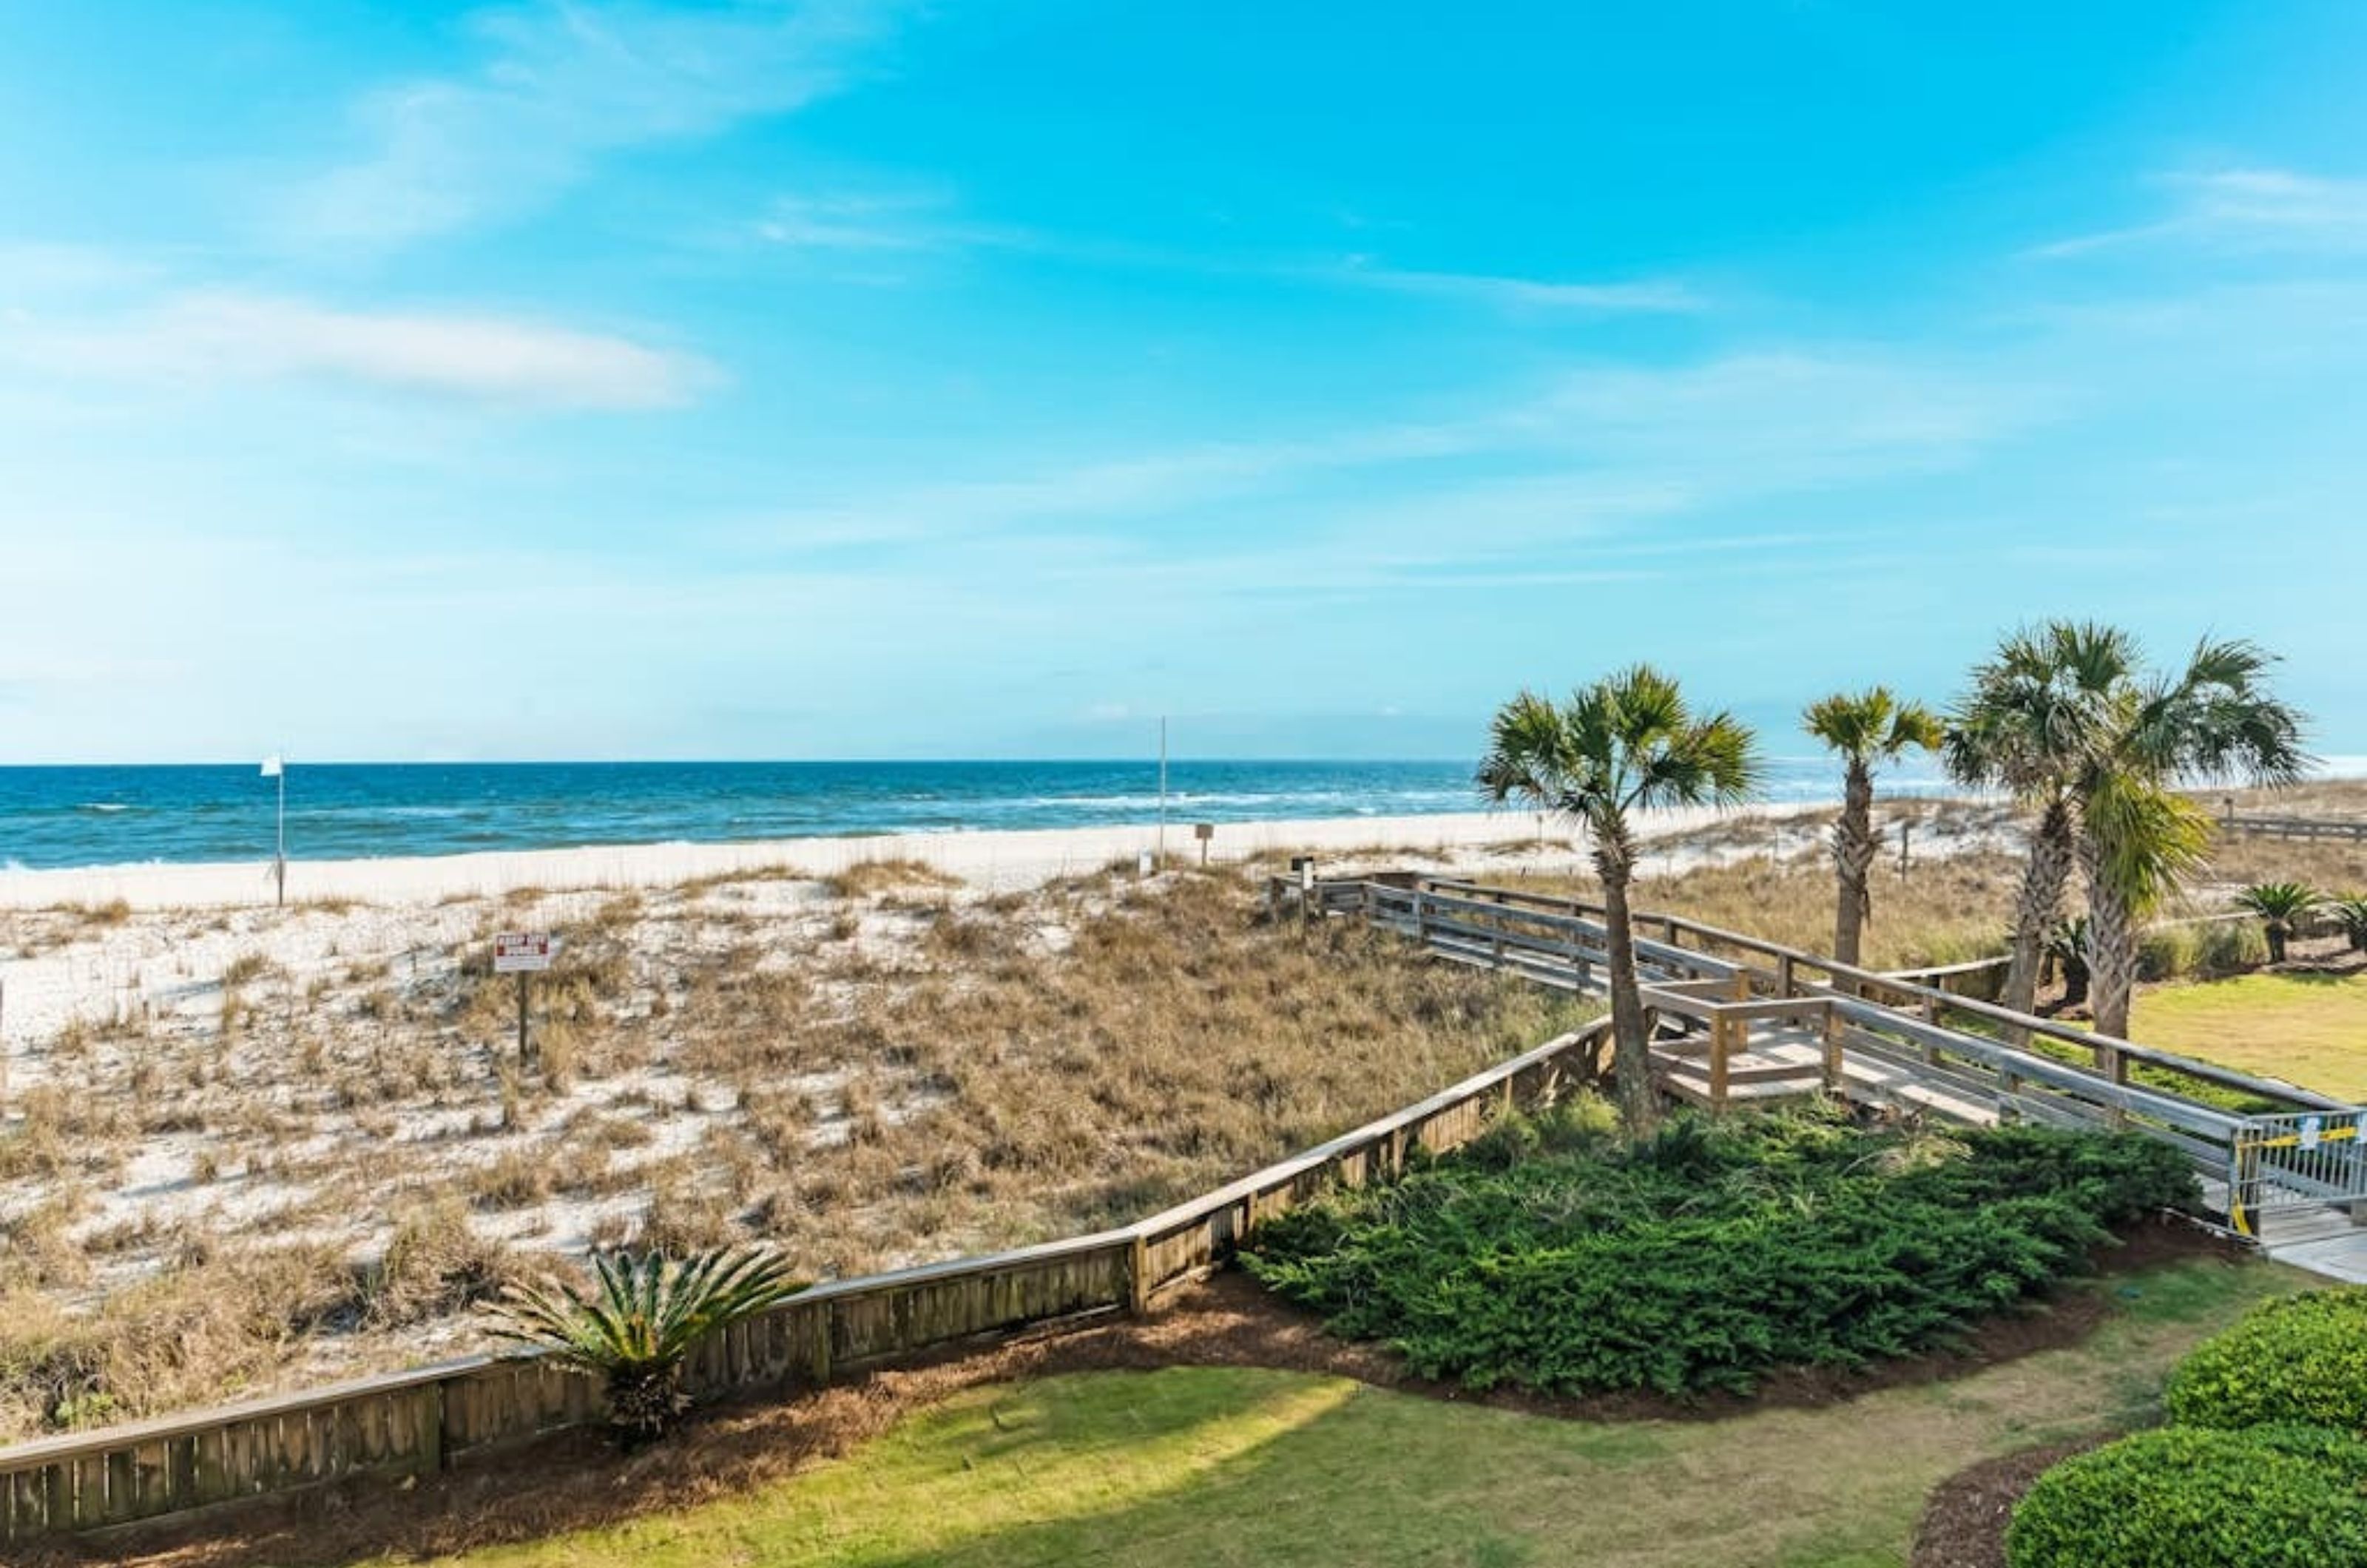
[1195,821,1214,866]
[260,756,286,907]
[493,932,554,1066]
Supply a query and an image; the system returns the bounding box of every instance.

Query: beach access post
[493,933,553,1066]
[260,755,286,907]
[1195,822,1214,866]
[1897,820,1912,880]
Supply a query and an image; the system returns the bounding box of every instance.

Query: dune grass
[402,1258,2301,1568]
[2132,973,2367,1101]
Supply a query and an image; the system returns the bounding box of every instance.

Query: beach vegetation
[1476,666,1760,1128]
[2232,881,2323,964]
[484,1247,804,1445]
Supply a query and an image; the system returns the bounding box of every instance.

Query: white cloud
[1333,262,1708,313]
[2035,166,2367,258]
[274,0,905,249]
[14,291,714,408]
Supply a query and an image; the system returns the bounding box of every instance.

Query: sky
[1,1,2364,764]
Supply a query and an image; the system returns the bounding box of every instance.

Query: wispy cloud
[273,0,906,250]
[2034,166,2367,258]
[1331,262,1708,313]
[13,291,715,408]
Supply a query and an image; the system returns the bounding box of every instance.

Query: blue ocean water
[0,758,1919,872]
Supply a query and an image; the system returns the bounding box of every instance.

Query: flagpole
[1157,717,1168,868]
[275,767,286,908]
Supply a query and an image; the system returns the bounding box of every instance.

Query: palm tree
[1803,688,1944,966]
[2070,638,2309,1040]
[1478,666,1760,1129]
[1945,624,2131,1026]
[2234,882,2322,964]
[486,1246,803,1445]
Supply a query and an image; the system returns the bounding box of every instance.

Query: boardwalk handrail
[2219,813,2367,842]
[1351,877,2257,1137]
[0,1017,1611,1541]
[1412,876,2343,1114]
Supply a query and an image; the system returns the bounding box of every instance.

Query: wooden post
[1777,953,1795,998]
[2099,1044,2130,1129]
[1709,1014,1731,1110]
[515,972,530,1067]
[1128,1231,1151,1315]
[1897,819,1911,881]
[1822,1004,1844,1092]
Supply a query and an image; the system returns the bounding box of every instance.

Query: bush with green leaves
[2167,1288,2367,1435]
[484,1246,803,1445]
[2005,1424,2367,1567]
[1243,1111,2194,1396]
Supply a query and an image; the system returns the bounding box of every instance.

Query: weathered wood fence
[2219,814,2367,843]
[0,1018,1610,1542]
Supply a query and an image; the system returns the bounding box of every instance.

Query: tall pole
[274,766,287,908]
[1157,717,1168,868]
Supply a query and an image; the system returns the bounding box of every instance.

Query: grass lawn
[402,1259,2305,1568]
[2133,972,2367,1101]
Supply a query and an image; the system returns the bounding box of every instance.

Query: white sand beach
[0,803,1834,911]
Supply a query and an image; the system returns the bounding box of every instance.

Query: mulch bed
[49,1219,2238,1568]
[1909,1436,2111,1568]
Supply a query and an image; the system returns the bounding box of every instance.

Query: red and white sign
[493,932,554,973]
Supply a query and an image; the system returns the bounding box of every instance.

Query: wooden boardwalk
[1298,873,2361,1226]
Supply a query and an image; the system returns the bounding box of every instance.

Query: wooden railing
[0,1018,1610,1542]
[2220,814,2367,843]
[1310,876,2343,1188]
[1402,877,2343,1116]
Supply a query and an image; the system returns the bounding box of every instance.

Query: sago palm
[2335,896,2367,956]
[1944,623,2130,1028]
[1478,665,1760,1130]
[2068,636,2309,1040]
[2234,882,2322,964]
[484,1246,803,1445]
[1803,687,1943,967]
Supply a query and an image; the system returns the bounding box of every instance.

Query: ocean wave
[79,802,134,814]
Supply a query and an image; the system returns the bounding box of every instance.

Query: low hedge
[2006,1425,2367,1567]
[1243,1113,2196,1396]
[2167,1288,2367,1434]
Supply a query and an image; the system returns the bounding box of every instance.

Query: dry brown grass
[1494,850,2022,971]
[0,863,1589,1440]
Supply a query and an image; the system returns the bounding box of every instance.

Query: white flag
[260,755,283,778]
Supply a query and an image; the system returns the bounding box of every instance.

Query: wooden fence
[2220,814,2367,844]
[0,1018,1610,1542]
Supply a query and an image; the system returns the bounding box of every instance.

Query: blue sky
[2,1,2364,763]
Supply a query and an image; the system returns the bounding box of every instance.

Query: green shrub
[2167,1289,2367,1435]
[2006,1424,2367,1567]
[1244,1114,2193,1397]
[2138,920,2267,981]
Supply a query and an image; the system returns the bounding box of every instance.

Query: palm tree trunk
[1831,760,1877,967]
[1596,828,1655,1132]
[2084,841,2140,1042]
[2266,921,2289,964]
[2003,798,2075,1028]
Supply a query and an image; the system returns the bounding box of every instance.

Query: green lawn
[2134,972,2367,1101]
[399,1259,2305,1568]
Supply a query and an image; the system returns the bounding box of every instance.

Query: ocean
[0,757,1942,871]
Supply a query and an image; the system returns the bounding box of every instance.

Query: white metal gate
[2228,1109,2367,1236]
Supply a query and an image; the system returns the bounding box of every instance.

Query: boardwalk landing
[1291,873,2367,1280]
